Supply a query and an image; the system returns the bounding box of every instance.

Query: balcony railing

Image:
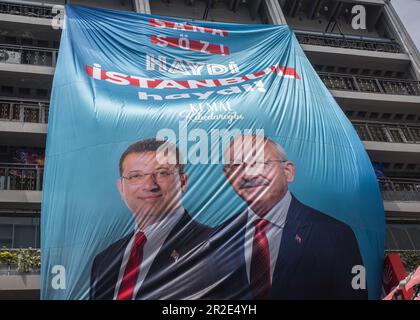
[353,121,420,144]
[319,72,420,96]
[0,44,57,67]
[0,163,43,191]
[0,99,49,123]
[295,32,403,53]
[0,1,55,19]
[379,177,420,202]
[0,248,40,275]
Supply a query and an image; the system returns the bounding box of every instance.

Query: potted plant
[0,250,18,275]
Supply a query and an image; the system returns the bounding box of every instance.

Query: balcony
[0,43,57,67]
[0,163,43,191]
[353,121,420,144]
[0,98,48,147]
[296,31,410,73]
[0,44,56,75]
[352,121,420,164]
[0,248,40,299]
[320,74,420,114]
[0,99,49,124]
[379,177,420,219]
[320,73,420,96]
[0,0,58,32]
[0,1,55,19]
[0,163,43,210]
[296,32,403,53]
[379,177,420,202]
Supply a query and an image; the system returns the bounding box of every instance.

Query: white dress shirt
[113,206,184,299]
[244,191,292,283]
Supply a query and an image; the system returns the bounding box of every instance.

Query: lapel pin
[295,234,302,244]
[171,249,180,262]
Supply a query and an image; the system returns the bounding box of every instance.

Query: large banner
[41,4,385,299]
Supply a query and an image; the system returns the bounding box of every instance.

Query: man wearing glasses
[90,138,211,300]
[205,135,367,300]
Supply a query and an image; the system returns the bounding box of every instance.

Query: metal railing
[319,72,420,96]
[0,99,49,123]
[0,163,43,191]
[352,121,420,144]
[0,1,55,19]
[378,177,420,202]
[0,43,57,67]
[295,32,403,53]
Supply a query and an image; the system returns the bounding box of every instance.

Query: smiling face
[117,151,187,228]
[223,137,295,217]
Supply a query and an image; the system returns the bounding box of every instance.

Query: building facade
[0,0,419,299]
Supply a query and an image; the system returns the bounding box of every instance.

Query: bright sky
[391,0,420,51]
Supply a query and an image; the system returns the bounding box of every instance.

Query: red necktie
[116,231,147,300]
[250,219,271,299]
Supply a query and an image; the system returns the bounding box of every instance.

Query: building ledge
[0,274,40,299]
[0,190,42,208]
[0,121,47,134]
[331,90,420,113]
[362,141,420,163]
[384,201,420,219]
[0,13,52,26]
[301,44,410,72]
[0,274,40,290]
[0,62,54,75]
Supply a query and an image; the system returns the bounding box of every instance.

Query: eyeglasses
[121,168,178,185]
[223,159,288,173]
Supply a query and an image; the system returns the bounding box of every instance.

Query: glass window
[0,217,40,248]
[0,224,13,247]
[14,225,36,248]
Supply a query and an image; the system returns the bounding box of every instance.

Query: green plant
[0,250,17,265]
[0,249,40,273]
[399,252,420,273]
[16,249,40,273]
[386,251,420,273]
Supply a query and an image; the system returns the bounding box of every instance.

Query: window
[384,70,394,78]
[406,164,417,171]
[0,224,13,247]
[356,111,367,118]
[1,86,13,95]
[392,163,404,170]
[406,114,416,121]
[387,224,420,250]
[36,88,48,97]
[4,36,17,44]
[18,87,31,96]
[21,38,33,46]
[0,217,40,248]
[14,225,36,248]
[394,114,403,121]
[37,40,48,48]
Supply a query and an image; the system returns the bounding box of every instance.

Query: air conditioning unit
[0,50,21,64]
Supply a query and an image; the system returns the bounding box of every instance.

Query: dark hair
[119,138,185,176]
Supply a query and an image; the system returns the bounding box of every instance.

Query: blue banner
[41,4,384,299]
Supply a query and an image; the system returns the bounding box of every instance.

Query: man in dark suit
[90,138,211,300]
[205,135,368,300]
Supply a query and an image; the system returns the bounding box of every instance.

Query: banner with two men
[41,4,385,299]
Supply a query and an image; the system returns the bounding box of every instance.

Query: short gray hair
[224,135,288,162]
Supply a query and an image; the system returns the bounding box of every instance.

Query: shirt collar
[134,206,184,240]
[247,191,292,228]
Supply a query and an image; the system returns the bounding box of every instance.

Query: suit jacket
[204,195,368,300]
[90,210,212,300]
